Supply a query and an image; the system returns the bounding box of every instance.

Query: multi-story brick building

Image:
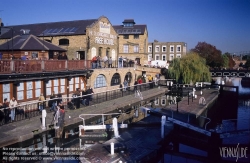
[113,19,148,65]
[147,40,187,65]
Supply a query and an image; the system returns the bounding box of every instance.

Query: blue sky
[1,0,250,54]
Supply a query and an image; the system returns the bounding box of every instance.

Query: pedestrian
[123,79,128,91]
[9,97,18,121]
[103,55,108,68]
[91,56,97,69]
[134,80,138,91]
[57,91,62,105]
[119,56,123,68]
[49,91,57,112]
[57,102,65,128]
[108,57,112,68]
[97,56,101,68]
[38,93,45,111]
[75,88,81,109]
[119,84,123,91]
[3,98,10,123]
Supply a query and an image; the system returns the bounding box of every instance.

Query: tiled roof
[0,34,66,51]
[0,19,98,39]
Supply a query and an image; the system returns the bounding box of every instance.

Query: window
[155,54,160,60]
[94,74,107,88]
[177,45,181,52]
[148,46,152,52]
[53,79,59,94]
[155,46,160,52]
[162,46,166,52]
[134,45,139,53]
[26,81,33,99]
[98,47,102,56]
[3,83,10,101]
[91,47,96,58]
[134,35,139,39]
[148,54,152,61]
[35,81,41,98]
[170,46,174,52]
[169,54,174,61]
[177,54,181,58]
[75,77,79,91]
[31,52,38,59]
[162,54,166,61]
[69,78,74,92]
[111,73,121,86]
[46,80,52,96]
[60,78,65,93]
[123,35,129,39]
[123,45,129,53]
[59,38,69,46]
[17,82,24,100]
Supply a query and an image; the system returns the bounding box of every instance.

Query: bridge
[210,69,250,77]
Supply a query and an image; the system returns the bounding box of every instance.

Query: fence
[0,80,168,126]
[0,59,136,74]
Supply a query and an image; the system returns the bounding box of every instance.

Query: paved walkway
[0,87,167,148]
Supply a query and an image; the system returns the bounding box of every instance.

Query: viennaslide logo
[219,143,248,162]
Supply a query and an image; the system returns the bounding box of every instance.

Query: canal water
[1,78,249,163]
[163,77,250,163]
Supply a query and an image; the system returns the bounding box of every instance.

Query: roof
[0,34,66,51]
[113,24,147,35]
[0,19,98,39]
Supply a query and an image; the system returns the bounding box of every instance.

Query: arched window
[59,39,69,46]
[94,74,106,88]
[91,47,96,58]
[111,73,121,86]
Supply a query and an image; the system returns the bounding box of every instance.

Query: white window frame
[169,54,174,61]
[60,78,65,93]
[161,98,166,106]
[162,54,166,61]
[155,54,160,60]
[155,46,160,52]
[26,81,33,99]
[176,45,181,52]
[35,81,41,98]
[162,46,166,52]
[170,45,174,53]
[3,84,10,101]
[123,44,129,53]
[17,82,24,100]
[176,54,181,58]
[134,45,139,53]
[148,54,152,61]
[148,46,152,52]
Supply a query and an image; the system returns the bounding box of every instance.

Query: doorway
[79,51,85,60]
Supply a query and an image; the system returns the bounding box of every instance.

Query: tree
[191,42,223,68]
[245,58,250,69]
[222,54,229,68]
[168,52,211,84]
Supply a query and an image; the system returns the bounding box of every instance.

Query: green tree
[245,58,250,69]
[222,54,229,68]
[191,42,223,68]
[168,52,211,84]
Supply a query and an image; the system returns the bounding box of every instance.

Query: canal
[1,78,249,162]
[163,77,250,163]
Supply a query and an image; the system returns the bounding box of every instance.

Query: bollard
[161,116,166,138]
[113,118,119,138]
[41,109,47,130]
[111,142,114,155]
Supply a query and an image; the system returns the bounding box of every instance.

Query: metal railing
[0,80,168,126]
[0,59,137,74]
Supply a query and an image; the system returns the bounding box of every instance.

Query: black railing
[0,80,167,126]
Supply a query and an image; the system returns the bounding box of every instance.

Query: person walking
[9,97,18,121]
[49,91,57,112]
[38,93,45,111]
[119,56,123,68]
[123,79,128,91]
[3,98,10,123]
[108,57,112,68]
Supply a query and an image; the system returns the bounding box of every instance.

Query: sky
[0,0,250,54]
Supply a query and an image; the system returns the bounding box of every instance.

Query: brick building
[148,40,187,65]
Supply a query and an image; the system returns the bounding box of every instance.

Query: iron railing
[0,80,167,126]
